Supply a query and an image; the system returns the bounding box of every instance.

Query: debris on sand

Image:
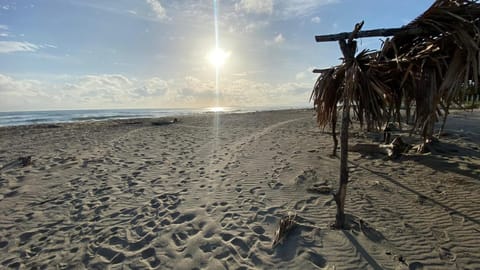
[307,184,332,195]
[151,118,179,126]
[383,136,411,159]
[1,156,32,170]
[295,169,318,185]
[18,156,32,167]
[272,213,296,248]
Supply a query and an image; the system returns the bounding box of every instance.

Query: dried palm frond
[311,67,343,128]
[311,49,393,131]
[272,213,297,248]
[312,0,480,142]
[388,0,480,139]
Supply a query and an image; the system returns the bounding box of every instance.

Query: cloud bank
[0,73,312,111]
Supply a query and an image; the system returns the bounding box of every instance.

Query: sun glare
[208,106,225,112]
[207,48,230,68]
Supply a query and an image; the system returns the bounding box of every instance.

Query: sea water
[0,106,303,127]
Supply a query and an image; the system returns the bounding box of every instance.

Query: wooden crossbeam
[313,68,333,73]
[315,27,423,42]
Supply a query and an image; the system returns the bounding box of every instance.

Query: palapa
[311,0,480,228]
[312,0,480,144]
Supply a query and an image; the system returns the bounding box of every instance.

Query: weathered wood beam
[315,26,423,42]
[348,21,364,42]
[313,68,333,73]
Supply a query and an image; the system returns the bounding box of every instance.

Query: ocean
[0,106,305,127]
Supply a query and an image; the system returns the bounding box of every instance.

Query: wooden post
[334,82,351,228]
[333,22,363,229]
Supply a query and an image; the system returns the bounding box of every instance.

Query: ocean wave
[71,115,149,121]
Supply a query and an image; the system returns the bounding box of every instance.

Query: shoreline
[0,108,314,132]
[0,109,479,269]
[0,107,311,128]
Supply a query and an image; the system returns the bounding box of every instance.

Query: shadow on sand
[397,140,480,181]
[350,160,480,226]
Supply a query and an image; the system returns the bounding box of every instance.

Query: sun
[207,48,231,68]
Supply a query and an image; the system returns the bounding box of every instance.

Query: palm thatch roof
[312,0,480,140]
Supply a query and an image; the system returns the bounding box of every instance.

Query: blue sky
[0,0,434,111]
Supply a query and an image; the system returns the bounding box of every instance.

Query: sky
[0,0,435,111]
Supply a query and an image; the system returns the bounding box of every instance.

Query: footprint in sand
[449,211,464,225]
[431,228,449,242]
[0,241,8,249]
[18,231,36,245]
[230,237,250,258]
[438,246,456,262]
[95,246,126,264]
[408,262,424,270]
[141,247,161,268]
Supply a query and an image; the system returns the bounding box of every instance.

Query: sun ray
[213,0,220,108]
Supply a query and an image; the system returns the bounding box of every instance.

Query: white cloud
[235,0,273,15]
[296,72,306,80]
[221,78,311,106]
[311,16,321,23]
[0,41,39,53]
[0,74,43,96]
[42,44,57,49]
[0,73,313,110]
[0,25,7,30]
[0,74,49,110]
[295,67,318,81]
[274,33,285,44]
[264,33,285,46]
[65,74,135,101]
[146,0,167,20]
[278,0,338,18]
[50,74,172,108]
[135,77,169,96]
[243,20,270,33]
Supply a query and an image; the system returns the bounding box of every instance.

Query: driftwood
[272,213,296,248]
[349,143,383,154]
[18,156,32,167]
[349,136,411,159]
[307,185,332,195]
[1,156,32,171]
[412,137,438,153]
[151,118,178,126]
[379,136,411,158]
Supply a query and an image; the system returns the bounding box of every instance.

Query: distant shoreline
[0,106,311,128]
[0,108,314,130]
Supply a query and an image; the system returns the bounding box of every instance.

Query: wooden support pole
[333,21,363,229]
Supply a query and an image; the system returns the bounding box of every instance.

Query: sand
[0,109,479,269]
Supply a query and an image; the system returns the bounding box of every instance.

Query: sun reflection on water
[208,106,226,112]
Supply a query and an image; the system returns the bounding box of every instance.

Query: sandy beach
[0,109,479,269]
